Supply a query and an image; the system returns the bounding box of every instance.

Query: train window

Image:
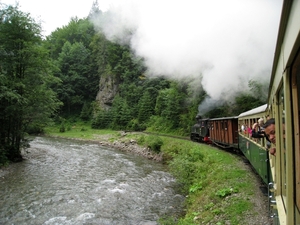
[279,87,287,207]
[240,121,244,133]
[244,120,247,135]
[245,121,250,137]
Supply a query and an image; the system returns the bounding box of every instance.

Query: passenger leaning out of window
[251,118,265,138]
[263,118,276,156]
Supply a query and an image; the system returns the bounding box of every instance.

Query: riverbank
[47,131,164,161]
[42,125,272,225]
[1,125,272,225]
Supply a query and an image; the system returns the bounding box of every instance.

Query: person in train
[264,115,272,149]
[262,118,276,156]
[251,118,265,138]
[240,123,245,133]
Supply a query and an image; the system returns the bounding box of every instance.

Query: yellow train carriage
[267,0,300,224]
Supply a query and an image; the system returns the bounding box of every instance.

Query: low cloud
[92,0,282,107]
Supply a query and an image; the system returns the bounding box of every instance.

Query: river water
[0,136,185,225]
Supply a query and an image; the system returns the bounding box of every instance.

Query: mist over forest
[0,1,281,163]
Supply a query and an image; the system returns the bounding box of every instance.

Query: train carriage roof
[209,116,238,121]
[238,104,267,118]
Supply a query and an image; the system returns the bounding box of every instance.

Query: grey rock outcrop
[95,73,119,110]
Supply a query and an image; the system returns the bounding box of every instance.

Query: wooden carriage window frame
[278,87,287,207]
[291,48,300,211]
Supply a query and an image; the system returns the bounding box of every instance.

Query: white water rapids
[0,136,185,225]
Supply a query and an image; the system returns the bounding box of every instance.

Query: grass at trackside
[44,122,120,140]
[158,137,258,225]
[44,123,264,225]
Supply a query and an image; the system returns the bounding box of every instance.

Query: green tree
[80,101,92,121]
[228,79,267,116]
[248,79,268,103]
[45,17,95,59]
[0,5,61,163]
[55,41,97,116]
[119,100,132,127]
[180,88,207,135]
[45,18,99,118]
[107,95,133,129]
[90,33,110,77]
[91,109,111,129]
[154,83,185,129]
[138,90,154,123]
[88,0,102,20]
[233,94,264,115]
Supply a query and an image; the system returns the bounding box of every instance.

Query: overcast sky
[0,0,101,35]
[1,0,283,111]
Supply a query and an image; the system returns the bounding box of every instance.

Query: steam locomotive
[191,1,300,224]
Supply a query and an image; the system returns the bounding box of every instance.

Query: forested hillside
[0,2,267,165]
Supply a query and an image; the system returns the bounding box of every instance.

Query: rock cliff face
[95,73,119,110]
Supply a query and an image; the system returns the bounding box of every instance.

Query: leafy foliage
[0,1,269,164]
[0,5,61,163]
[41,2,268,134]
[215,187,238,198]
[145,135,163,153]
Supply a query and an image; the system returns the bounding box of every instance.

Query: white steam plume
[92,0,282,111]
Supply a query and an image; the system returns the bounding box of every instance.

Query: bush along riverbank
[44,125,271,225]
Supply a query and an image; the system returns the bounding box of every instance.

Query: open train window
[291,48,300,211]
